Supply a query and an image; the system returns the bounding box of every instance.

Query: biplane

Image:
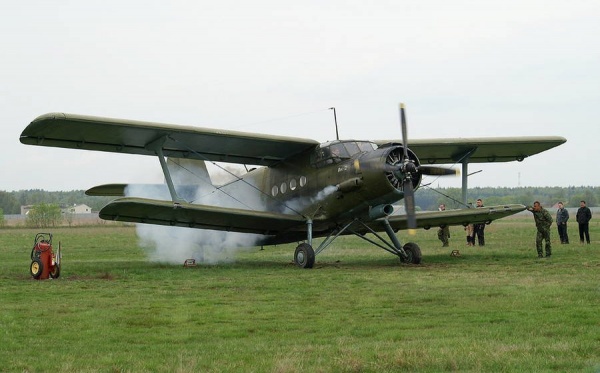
[20,105,566,267]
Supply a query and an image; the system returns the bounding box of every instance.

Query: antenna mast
[329,107,339,140]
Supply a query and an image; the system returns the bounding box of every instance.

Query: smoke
[135,224,260,264]
[126,160,263,265]
[280,185,338,215]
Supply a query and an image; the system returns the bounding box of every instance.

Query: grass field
[1,217,599,372]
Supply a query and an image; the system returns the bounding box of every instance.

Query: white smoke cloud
[127,160,264,265]
[135,224,260,264]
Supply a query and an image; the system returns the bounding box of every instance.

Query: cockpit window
[343,142,361,156]
[357,142,377,152]
[329,143,350,159]
[312,141,377,168]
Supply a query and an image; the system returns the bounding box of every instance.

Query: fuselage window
[290,179,297,190]
[271,185,279,196]
[280,182,287,194]
[299,176,307,187]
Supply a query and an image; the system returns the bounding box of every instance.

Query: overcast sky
[2,0,599,192]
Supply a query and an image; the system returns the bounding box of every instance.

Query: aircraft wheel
[294,243,315,268]
[401,242,422,264]
[30,259,44,279]
[50,264,61,279]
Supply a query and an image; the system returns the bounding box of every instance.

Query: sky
[2,0,599,192]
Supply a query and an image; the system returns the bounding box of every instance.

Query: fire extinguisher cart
[30,233,61,280]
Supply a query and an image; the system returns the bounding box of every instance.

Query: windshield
[312,141,376,168]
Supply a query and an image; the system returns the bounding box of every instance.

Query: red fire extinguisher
[30,233,61,280]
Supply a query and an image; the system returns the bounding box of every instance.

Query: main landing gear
[293,218,422,268]
[294,243,315,268]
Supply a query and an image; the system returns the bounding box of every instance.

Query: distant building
[63,204,92,214]
[20,205,33,215]
[21,204,93,215]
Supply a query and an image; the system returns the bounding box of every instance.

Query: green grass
[1,219,599,372]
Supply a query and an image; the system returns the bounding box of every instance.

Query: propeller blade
[399,103,409,160]
[419,166,459,176]
[399,103,416,231]
[403,177,417,230]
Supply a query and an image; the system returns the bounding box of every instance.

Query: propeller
[381,104,458,230]
[398,103,417,230]
[393,103,457,230]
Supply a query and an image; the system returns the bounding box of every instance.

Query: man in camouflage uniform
[437,204,450,247]
[526,201,553,258]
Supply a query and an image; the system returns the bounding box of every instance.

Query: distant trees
[0,191,20,215]
[415,186,600,211]
[26,203,62,228]
[0,208,4,227]
[1,187,599,218]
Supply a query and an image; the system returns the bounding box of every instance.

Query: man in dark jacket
[556,201,570,244]
[576,200,592,244]
[527,201,553,258]
[473,198,485,246]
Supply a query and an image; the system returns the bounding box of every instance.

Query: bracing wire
[168,136,308,218]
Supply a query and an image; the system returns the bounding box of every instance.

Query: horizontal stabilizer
[86,183,204,201]
[86,184,128,196]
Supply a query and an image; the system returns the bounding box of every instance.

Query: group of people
[526,200,592,258]
[436,198,592,258]
[437,199,486,247]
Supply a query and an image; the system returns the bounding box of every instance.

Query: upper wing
[375,137,566,164]
[370,204,526,231]
[20,113,319,166]
[99,197,306,235]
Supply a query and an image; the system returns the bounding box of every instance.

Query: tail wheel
[294,243,315,269]
[401,242,422,264]
[50,264,61,279]
[30,259,44,279]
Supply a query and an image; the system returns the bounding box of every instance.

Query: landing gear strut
[294,218,422,268]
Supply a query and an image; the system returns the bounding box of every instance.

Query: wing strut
[145,136,185,203]
[460,149,476,205]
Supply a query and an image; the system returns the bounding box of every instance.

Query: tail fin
[167,158,212,186]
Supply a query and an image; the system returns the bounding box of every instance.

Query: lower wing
[372,204,526,231]
[99,197,306,235]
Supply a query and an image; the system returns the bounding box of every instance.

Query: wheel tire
[294,243,315,268]
[401,242,422,264]
[50,264,61,279]
[30,259,44,279]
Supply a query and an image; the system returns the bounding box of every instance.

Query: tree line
[0,186,598,224]
[415,186,599,211]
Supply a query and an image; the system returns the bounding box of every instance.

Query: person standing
[556,201,570,244]
[473,198,485,246]
[437,204,450,247]
[576,200,592,244]
[465,202,474,246]
[526,201,553,258]
[465,224,474,246]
